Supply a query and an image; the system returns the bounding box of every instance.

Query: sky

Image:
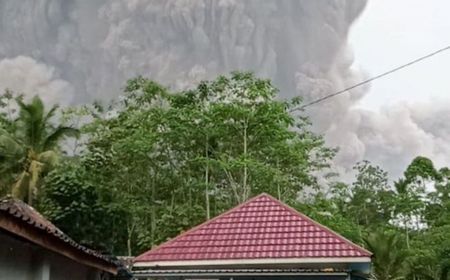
[350,0,450,110]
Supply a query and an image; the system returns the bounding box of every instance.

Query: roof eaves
[133,267,350,278]
[0,197,127,275]
[133,256,372,268]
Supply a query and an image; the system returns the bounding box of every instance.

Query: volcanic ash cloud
[0,0,449,179]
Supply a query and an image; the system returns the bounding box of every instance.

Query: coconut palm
[363,230,408,280]
[0,95,78,204]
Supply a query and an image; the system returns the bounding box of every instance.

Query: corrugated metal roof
[135,193,371,264]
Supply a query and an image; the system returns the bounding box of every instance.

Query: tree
[45,72,335,255]
[170,72,335,205]
[393,156,438,248]
[29,71,450,272]
[364,230,408,280]
[407,225,450,280]
[424,167,450,227]
[321,161,394,235]
[0,93,78,204]
[38,159,127,254]
[348,161,394,227]
[0,90,21,192]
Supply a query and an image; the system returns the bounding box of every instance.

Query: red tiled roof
[134,193,371,264]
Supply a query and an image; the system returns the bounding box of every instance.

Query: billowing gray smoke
[0,0,449,179]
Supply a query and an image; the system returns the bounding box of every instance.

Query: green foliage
[364,230,409,280]
[38,72,335,255]
[349,161,394,227]
[298,157,450,280]
[404,156,440,184]
[0,92,78,203]
[1,73,448,280]
[407,225,450,280]
[39,160,127,253]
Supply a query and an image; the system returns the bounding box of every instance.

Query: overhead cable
[290,45,450,112]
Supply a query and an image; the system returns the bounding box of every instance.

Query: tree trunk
[127,229,132,257]
[276,159,281,200]
[405,216,410,249]
[242,119,249,201]
[151,175,156,248]
[205,135,210,220]
[127,220,136,256]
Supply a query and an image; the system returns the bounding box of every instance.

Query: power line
[290,44,450,112]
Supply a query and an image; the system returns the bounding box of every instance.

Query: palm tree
[363,230,408,280]
[0,95,78,204]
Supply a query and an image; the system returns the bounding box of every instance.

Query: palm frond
[44,104,59,124]
[0,132,24,168]
[16,96,45,149]
[4,96,77,202]
[38,150,59,169]
[363,230,408,280]
[43,126,79,151]
[0,131,22,153]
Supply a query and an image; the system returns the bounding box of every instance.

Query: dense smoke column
[1,0,449,179]
[0,0,366,102]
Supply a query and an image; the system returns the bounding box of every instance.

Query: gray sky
[350,0,450,110]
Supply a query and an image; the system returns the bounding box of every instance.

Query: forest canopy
[1,72,449,280]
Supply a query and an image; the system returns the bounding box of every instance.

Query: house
[0,197,131,280]
[133,193,372,280]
